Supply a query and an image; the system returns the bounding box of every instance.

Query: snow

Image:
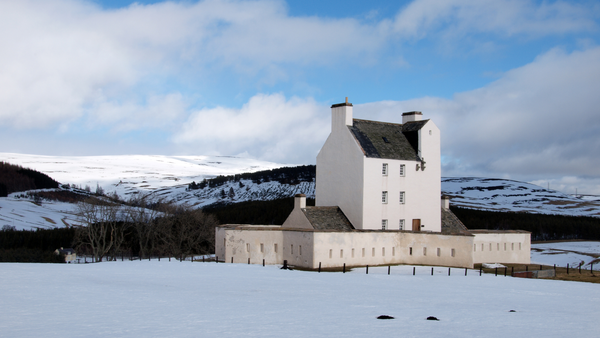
[442,177,600,217]
[0,194,80,230]
[0,260,598,338]
[0,152,290,197]
[531,241,600,269]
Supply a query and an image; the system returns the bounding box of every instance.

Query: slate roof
[302,207,355,231]
[349,119,429,161]
[440,208,473,236]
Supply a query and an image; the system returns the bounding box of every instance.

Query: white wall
[316,105,366,229]
[471,231,531,264]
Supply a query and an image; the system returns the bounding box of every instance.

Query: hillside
[1,153,600,231]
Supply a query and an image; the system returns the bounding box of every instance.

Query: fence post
[318,262,321,273]
[495,267,498,276]
[248,258,250,264]
[158,256,160,261]
[554,264,556,271]
[567,263,569,274]
[149,256,151,261]
[263,259,265,267]
[215,256,217,263]
[479,266,482,276]
[366,265,369,274]
[504,267,507,277]
[413,267,415,276]
[525,265,528,272]
[540,265,542,270]
[511,266,514,276]
[579,264,581,274]
[388,266,390,275]
[465,268,467,276]
[343,263,346,273]
[431,267,434,276]
[231,257,233,263]
[448,268,451,276]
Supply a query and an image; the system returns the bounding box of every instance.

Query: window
[274,244,278,253]
[437,248,441,257]
[362,248,365,257]
[382,163,388,175]
[329,249,332,258]
[423,247,427,256]
[382,219,388,230]
[474,244,476,252]
[519,243,522,250]
[291,244,293,254]
[400,164,405,177]
[489,243,492,251]
[246,243,250,252]
[340,249,343,258]
[382,191,388,203]
[481,244,484,251]
[299,245,302,255]
[409,247,413,255]
[451,249,456,257]
[497,243,500,251]
[260,243,264,253]
[504,243,507,251]
[511,243,514,251]
[392,247,395,256]
[352,248,355,258]
[382,247,385,256]
[399,219,405,230]
[372,248,375,257]
[399,191,405,204]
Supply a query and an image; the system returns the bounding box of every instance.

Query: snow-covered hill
[2,153,600,231]
[442,177,600,217]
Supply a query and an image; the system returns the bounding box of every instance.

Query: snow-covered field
[1,260,598,338]
[531,241,600,269]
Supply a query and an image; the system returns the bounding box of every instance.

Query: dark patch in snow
[377,315,394,320]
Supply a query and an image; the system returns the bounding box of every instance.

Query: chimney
[330,97,353,132]
[441,195,450,210]
[402,111,422,124]
[294,194,306,210]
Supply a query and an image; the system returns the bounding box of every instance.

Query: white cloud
[0,0,390,131]
[393,0,597,40]
[173,93,329,163]
[357,46,600,194]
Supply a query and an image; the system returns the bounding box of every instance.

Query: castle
[215,99,530,269]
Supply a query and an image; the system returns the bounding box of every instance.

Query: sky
[1,0,600,195]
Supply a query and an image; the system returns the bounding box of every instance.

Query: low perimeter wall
[217,225,477,269]
[471,230,531,265]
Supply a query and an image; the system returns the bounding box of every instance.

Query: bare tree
[74,197,123,262]
[125,195,162,259]
[154,204,217,260]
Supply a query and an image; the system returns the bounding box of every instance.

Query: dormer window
[382,163,388,175]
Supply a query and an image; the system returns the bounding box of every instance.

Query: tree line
[188,165,316,190]
[73,196,218,262]
[0,161,59,197]
[451,206,600,241]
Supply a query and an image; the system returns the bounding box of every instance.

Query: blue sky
[1,0,600,195]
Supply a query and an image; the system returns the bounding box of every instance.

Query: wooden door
[412,219,421,232]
